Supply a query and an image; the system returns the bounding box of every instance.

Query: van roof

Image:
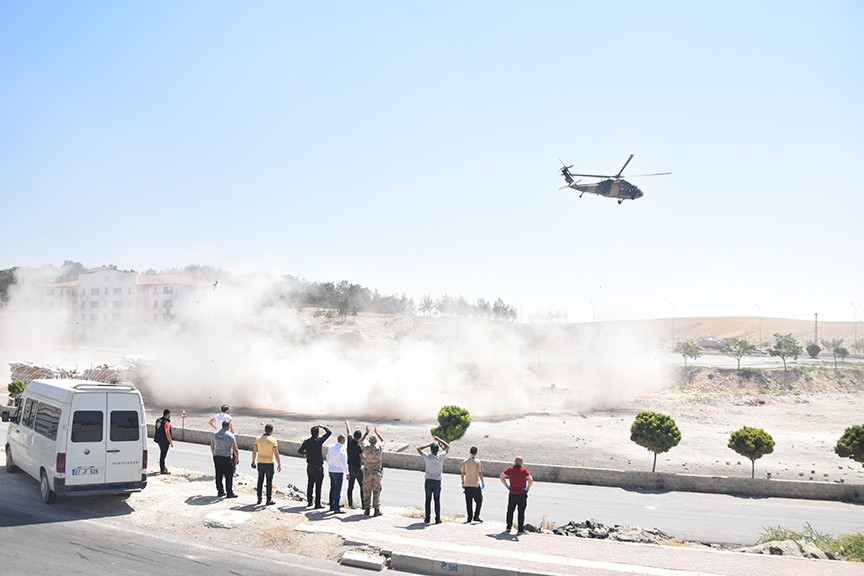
[23,379,140,404]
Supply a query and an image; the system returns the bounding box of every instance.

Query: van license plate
[72,466,101,476]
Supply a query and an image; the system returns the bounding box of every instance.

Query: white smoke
[1,270,671,418]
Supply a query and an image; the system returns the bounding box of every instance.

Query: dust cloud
[0,269,671,419]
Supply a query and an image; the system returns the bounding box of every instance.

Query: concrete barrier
[148,424,864,504]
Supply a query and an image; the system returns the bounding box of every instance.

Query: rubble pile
[10,361,78,384]
[552,519,675,545]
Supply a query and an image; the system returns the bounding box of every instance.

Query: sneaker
[226,494,238,499]
[217,492,226,497]
[266,500,276,506]
[475,518,483,523]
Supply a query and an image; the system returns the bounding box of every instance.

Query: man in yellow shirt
[252,424,282,505]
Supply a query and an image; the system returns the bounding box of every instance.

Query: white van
[3,379,148,503]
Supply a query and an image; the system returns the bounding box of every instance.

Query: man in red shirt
[499,456,533,534]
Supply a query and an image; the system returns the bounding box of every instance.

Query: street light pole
[755,303,763,349]
[853,303,860,355]
[670,302,678,345]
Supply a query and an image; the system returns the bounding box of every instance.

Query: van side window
[110,411,140,442]
[21,399,37,428]
[34,403,62,441]
[71,411,104,443]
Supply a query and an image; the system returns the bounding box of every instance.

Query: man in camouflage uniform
[361,426,386,516]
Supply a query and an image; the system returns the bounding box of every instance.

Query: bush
[728,426,775,478]
[806,343,821,358]
[835,424,864,466]
[7,380,25,396]
[430,405,471,443]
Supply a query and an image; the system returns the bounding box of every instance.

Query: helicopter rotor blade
[567,173,613,179]
[626,172,672,177]
[615,154,634,178]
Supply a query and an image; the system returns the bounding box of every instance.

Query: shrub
[430,405,471,443]
[835,424,864,466]
[630,411,681,472]
[806,343,821,358]
[7,380,25,396]
[728,426,775,478]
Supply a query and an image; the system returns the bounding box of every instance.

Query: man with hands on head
[416,435,450,524]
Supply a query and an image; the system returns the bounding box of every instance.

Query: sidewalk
[294,507,863,576]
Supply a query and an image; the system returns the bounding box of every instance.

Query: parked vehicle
[3,379,148,503]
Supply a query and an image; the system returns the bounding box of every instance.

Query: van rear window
[71,411,104,443]
[110,411,140,442]
[34,403,61,441]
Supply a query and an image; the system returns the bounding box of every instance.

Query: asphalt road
[3,427,863,546]
[156,437,864,545]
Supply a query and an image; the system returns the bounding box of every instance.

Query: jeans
[464,486,483,521]
[306,465,324,506]
[256,463,274,502]
[214,455,235,496]
[347,465,365,508]
[328,471,344,510]
[157,442,170,472]
[506,493,527,532]
[424,478,441,522]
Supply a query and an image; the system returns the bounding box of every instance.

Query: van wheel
[5,444,19,473]
[40,471,57,504]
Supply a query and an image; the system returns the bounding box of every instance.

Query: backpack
[154,417,168,444]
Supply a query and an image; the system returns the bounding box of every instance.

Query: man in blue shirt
[416,435,450,524]
[210,420,239,498]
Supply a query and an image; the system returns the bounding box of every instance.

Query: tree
[728,426,775,479]
[835,424,864,467]
[419,293,435,316]
[806,343,821,359]
[673,339,701,368]
[767,333,803,371]
[838,347,850,363]
[430,405,472,443]
[720,337,755,370]
[629,411,681,472]
[7,380,25,397]
[821,338,845,369]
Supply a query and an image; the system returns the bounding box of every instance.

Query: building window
[113,288,123,295]
[163,286,174,294]
[113,301,123,309]
[91,288,99,295]
[90,314,99,321]
[90,301,99,308]
[163,300,173,308]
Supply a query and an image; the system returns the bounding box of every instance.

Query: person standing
[460,446,485,523]
[361,426,386,516]
[298,424,331,509]
[251,423,281,506]
[500,456,533,534]
[208,404,234,434]
[345,419,365,509]
[416,435,449,524]
[326,434,349,513]
[210,420,239,498]
[154,409,174,475]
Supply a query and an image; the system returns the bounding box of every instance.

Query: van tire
[5,444,19,473]
[40,471,57,504]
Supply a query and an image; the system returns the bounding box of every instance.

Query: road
[157,437,863,544]
[3,426,863,546]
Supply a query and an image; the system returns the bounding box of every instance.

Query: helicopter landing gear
[617,199,623,205]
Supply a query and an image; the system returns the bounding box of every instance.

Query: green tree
[835,425,864,467]
[430,405,471,443]
[419,293,435,316]
[673,339,701,368]
[821,338,845,369]
[630,411,681,472]
[728,426,775,479]
[806,343,821,359]
[838,347,849,363]
[7,381,25,396]
[720,337,755,370]
[767,333,803,371]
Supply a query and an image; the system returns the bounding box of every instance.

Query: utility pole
[853,303,860,355]
[755,303,763,349]
[814,312,818,344]
[670,302,678,345]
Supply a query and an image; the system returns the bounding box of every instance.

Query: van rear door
[105,392,145,483]
[67,394,108,485]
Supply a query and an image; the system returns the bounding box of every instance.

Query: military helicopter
[559,154,670,204]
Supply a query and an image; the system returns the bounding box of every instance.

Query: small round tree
[430,405,471,443]
[728,426,775,478]
[7,380,25,397]
[806,343,821,359]
[835,424,864,467]
[629,411,681,472]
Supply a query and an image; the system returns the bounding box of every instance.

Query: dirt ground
[156,366,864,485]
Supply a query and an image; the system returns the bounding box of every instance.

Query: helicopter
[559,154,670,204]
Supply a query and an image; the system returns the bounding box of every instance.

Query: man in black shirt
[298,424,331,508]
[345,419,366,509]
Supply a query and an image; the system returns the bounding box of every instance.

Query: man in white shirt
[326,434,349,513]
[208,404,234,434]
[416,435,450,524]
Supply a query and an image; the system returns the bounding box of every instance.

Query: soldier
[361,426,386,516]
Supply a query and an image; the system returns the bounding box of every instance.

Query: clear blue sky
[2,1,862,323]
